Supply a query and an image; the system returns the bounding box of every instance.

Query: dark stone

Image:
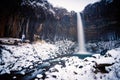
[0,0,52,42]
[79,66,83,68]
[94,63,114,73]
[82,0,120,41]
[0,0,120,42]
[52,75,57,78]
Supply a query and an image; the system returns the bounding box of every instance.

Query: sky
[48,0,100,12]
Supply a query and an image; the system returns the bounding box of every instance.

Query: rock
[0,0,53,42]
[0,0,120,42]
[94,57,115,73]
[83,0,120,41]
[41,8,77,41]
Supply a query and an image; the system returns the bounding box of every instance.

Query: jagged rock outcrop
[82,0,120,41]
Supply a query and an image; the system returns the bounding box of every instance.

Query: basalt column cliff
[0,0,52,41]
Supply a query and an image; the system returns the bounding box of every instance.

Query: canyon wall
[0,0,52,41]
[82,0,120,41]
[0,0,120,42]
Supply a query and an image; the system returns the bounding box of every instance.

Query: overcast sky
[48,0,100,12]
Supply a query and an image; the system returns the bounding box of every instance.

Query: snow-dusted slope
[0,39,120,80]
[0,41,58,74]
[0,40,74,75]
[86,40,120,53]
[36,48,120,80]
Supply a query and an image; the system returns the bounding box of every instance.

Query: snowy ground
[39,49,120,80]
[0,39,120,80]
[86,40,120,54]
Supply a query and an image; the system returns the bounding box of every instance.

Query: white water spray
[77,12,86,52]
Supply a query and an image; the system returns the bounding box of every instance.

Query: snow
[0,38,21,44]
[21,0,49,9]
[32,42,59,60]
[37,40,120,80]
[21,0,55,14]
[36,74,43,78]
[106,49,120,58]
[0,39,120,80]
[96,57,115,65]
[36,2,44,7]
[0,41,59,74]
[49,8,55,14]
[43,49,120,80]
[44,57,95,80]
[86,40,120,53]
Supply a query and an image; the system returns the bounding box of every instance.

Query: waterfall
[77,12,86,52]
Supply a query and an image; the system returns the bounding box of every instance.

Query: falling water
[77,12,86,52]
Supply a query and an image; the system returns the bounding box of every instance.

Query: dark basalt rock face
[0,0,52,42]
[0,0,120,42]
[35,0,120,42]
[0,0,21,37]
[41,8,77,41]
[0,0,77,42]
[82,0,120,41]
